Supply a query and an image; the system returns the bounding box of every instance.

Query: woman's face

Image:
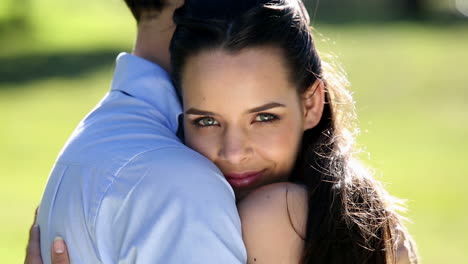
[181,47,310,201]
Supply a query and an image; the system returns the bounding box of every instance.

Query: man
[28,0,247,263]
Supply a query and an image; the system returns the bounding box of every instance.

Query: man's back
[37,53,246,263]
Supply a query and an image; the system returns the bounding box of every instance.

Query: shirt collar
[110,52,178,106]
[110,52,182,133]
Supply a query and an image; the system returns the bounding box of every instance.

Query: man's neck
[132,3,181,72]
[133,22,173,72]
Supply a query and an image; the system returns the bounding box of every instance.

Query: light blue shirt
[37,53,247,263]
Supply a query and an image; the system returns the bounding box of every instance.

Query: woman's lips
[224,170,265,188]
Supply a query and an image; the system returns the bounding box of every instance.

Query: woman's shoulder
[237,182,308,263]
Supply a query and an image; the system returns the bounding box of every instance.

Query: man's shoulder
[95,147,234,230]
[100,146,232,209]
[116,146,222,182]
[56,52,182,174]
[56,91,182,174]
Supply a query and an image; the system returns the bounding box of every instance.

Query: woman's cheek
[253,122,300,166]
[186,130,218,160]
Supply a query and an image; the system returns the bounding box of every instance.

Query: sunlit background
[1,0,467,262]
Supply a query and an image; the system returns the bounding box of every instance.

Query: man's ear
[302,79,324,131]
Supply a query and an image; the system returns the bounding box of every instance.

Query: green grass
[1,2,467,262]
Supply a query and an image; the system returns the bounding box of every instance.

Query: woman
[27,0,418,263]
[170,0,418,263]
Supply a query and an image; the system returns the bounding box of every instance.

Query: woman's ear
[302,79,324,131]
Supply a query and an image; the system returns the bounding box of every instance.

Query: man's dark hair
[124,0,167,21]
[124,0,243,22]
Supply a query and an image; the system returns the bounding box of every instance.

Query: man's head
[126,0,186,69]
[124,0,183,22]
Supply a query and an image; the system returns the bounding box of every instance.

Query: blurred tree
[403,0,426,18]
[1,0,31,31]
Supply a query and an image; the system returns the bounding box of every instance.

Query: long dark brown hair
[170,0,404,263]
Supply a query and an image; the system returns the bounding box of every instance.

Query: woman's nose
[218,127,253,165]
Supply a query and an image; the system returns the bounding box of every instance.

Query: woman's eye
[195,117,219,127]
[254,113,277,122]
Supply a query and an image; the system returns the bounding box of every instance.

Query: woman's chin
[234,189,253,203]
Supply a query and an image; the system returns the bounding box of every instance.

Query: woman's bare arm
[237,182,308,264]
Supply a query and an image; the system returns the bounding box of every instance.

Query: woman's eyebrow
[185,102,285,116]
[247,102,286,113]
[185,108,216,116]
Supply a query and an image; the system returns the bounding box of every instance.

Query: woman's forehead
[181,47,297,105]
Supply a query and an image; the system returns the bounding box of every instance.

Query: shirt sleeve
[37,163,113,264]
[94,147,247,264]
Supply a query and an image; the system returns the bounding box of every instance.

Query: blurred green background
[1,0,467,263]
